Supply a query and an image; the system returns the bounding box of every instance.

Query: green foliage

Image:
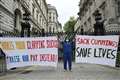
[63,16,76,32]
[63,16,77,41]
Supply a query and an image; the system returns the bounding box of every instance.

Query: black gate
[0,31,120,67]
[116,40,120,67]
[0,48,6,75]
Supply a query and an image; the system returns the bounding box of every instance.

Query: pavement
[0,62,120,80]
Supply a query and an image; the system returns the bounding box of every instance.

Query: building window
[118,1,120,16]
[49,12,51,17]
[88,17,91,27]
[53,28,55,33]
[49,17,51,22]
[32,5,35,18]
[40,16,42,26]
[0,12,1,19]
[49,27,51,32]
[36,11,39,22]
[39,15,41,24]
[89,0,93,6]
[53,16,55,22]
[84,22,87,27]
[38,0,40,4]
[100,2,107,19]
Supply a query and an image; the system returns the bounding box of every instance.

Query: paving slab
[0,62,120,80]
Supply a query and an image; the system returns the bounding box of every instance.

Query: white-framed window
[117,1,120,16]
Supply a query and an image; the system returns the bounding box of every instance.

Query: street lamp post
[93,10,105,35]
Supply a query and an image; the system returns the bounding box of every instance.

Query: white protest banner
[75,35,119,67]
[0,37,58,69]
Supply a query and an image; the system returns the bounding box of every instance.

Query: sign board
[75,35,119,67]
[0,37,58,69]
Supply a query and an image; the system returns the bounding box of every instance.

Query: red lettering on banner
[27,40,45,49]
[90,39,118,48]
[29,54,57,62]
[39,54,57,62]
[76,37,118,48]
[47,40,58,48]
[76,38,90,45]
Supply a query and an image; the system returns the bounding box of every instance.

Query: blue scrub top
[63,41,72,56]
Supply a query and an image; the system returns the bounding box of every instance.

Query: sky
[46,0,80,26]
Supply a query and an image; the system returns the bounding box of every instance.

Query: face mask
[66,39,69,42]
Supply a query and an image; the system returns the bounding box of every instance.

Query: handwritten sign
[75,35,119,67]
[0,37,58,69]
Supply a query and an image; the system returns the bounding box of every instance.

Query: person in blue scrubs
[63,39,72,71]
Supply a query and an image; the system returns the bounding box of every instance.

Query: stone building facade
[57,22,62,32]
[14,0,48,36]
[76,0,120,34]
[0,0,62,36]
[48,4,59,33]
[0,0,15,33]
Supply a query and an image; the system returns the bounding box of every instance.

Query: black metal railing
[116,51,120,67]
[0,49,6,75]
[0,31,120,67]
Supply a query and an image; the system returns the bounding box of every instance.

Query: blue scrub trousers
[64,54,72,70]
[63,41,72,71]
